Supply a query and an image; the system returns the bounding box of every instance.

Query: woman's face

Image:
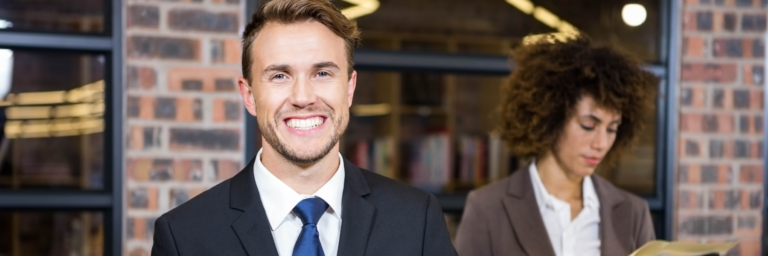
[552,95,621,177]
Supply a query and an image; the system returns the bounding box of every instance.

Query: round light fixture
[622,4,647,27]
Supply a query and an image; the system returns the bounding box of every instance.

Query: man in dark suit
[151,0,456,255]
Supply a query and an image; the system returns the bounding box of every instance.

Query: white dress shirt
[253,149,345,256]
[529,161,601,256]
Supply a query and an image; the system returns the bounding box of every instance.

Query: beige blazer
[455,167,655,256]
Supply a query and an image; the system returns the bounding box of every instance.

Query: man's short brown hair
[241,0,361,83]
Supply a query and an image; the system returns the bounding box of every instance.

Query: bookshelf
[342,32,519,212]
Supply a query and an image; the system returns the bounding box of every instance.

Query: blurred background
[0,0,764,255]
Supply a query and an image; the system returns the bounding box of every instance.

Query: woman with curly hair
[455,34,658,256]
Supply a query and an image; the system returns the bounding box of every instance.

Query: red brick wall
[123,0,245,254]
[677,0,765,254]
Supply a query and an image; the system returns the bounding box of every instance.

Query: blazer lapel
[503,167,557,256]
[336,158,376,256]
[229,157,280,256]
[593,175,631,256]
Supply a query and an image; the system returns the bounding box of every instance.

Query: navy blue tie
[292,198,328,256]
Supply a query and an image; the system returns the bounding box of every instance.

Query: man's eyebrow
[313,61,340,70]
[263,64,290,72]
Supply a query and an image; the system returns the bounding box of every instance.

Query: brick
[213,0,241,4]
[150,159,173,181]
[168,9,239,33]
[713,38,742,57]
[213,99,241,122]
[681,113,703,132]
[681,63,737,82]
[680,164,702,184]
[707,215,733,235]
[742,14,767,31]
[211,39,242,64]
[709,139,724,158]
[139,96,155,119]
[173,159,204,181]
[128,5,160,28]
[169,128,240,151]
[176,98,203,121]
[749,89,763,109]
[129,217,147,240]
[684,36,706,57]
[713,88,725,108]
[752,38,764,58]
[748,190,762,209]
[733,89,750,108]
[736,215,761,236]
[697,11,714,31]
[127,158,152,181]
[751,141,763,158]
[685,139,700,156]
[734,239,761,256]
[170,188,189,208]
[679,216,707,235]
[216,78,237,91]
[127,96,140,118]
[679,189,703,209]
[182,80,203,91]
[744,64,764,85]
[127,66,157,90]
[213,159,241,181]
[723,13,737,31]
[708,190,740,209]
[155,97,177,119]
[167,67,241,92]
[128,126,161,150]
[703,114,719,132]
[755,115,763,132]
[128,36,200,60]
[735,140,749,158]
[128,187,157,210]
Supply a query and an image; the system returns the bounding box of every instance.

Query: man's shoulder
[158,178,234,223]
[357,168,436,207]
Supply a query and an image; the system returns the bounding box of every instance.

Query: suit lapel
[503,167,557,256]
[229,157,279,256]
[336,158,376,256]
[593,175,631,256]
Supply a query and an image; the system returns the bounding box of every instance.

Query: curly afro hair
[497,34,658,167]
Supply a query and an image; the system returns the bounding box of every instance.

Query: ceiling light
[622,4,647,27]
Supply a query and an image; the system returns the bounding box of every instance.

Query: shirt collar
[529,160,600,210]
[253,148,346,231]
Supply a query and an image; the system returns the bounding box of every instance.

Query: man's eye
[273,74,286,80]
[317,71,330,77]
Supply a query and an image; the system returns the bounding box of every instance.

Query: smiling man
[150,0,456,255]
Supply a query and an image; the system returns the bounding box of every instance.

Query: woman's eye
[580,124,595,131]
[607,128,618,134]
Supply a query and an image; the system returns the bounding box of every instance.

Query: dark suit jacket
[455,166,655,256]
[151,157,457,256]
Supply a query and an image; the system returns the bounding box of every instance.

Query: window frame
[0,0,123,255]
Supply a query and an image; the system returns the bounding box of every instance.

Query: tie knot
[293,198,328,225]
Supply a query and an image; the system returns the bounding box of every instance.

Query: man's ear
[238,77,258,116]
[347,70,357,108]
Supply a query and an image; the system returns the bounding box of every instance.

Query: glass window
[0,0,106,34]
[0,211,104,256]
[349,0,660,62]
[0,49,105,190]
[345,70,658,196]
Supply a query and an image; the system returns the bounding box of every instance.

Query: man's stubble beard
[259,107,348,165]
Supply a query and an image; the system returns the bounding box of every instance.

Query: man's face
[239,20,356,165]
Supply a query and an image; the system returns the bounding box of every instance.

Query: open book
[629,240,739,256]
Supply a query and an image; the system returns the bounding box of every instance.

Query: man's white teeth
[287,117,324,130]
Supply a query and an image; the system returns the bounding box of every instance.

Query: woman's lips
[583,156,601,166]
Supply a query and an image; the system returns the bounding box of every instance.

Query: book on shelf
[350,137,395,178]
[405,133,451,193]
